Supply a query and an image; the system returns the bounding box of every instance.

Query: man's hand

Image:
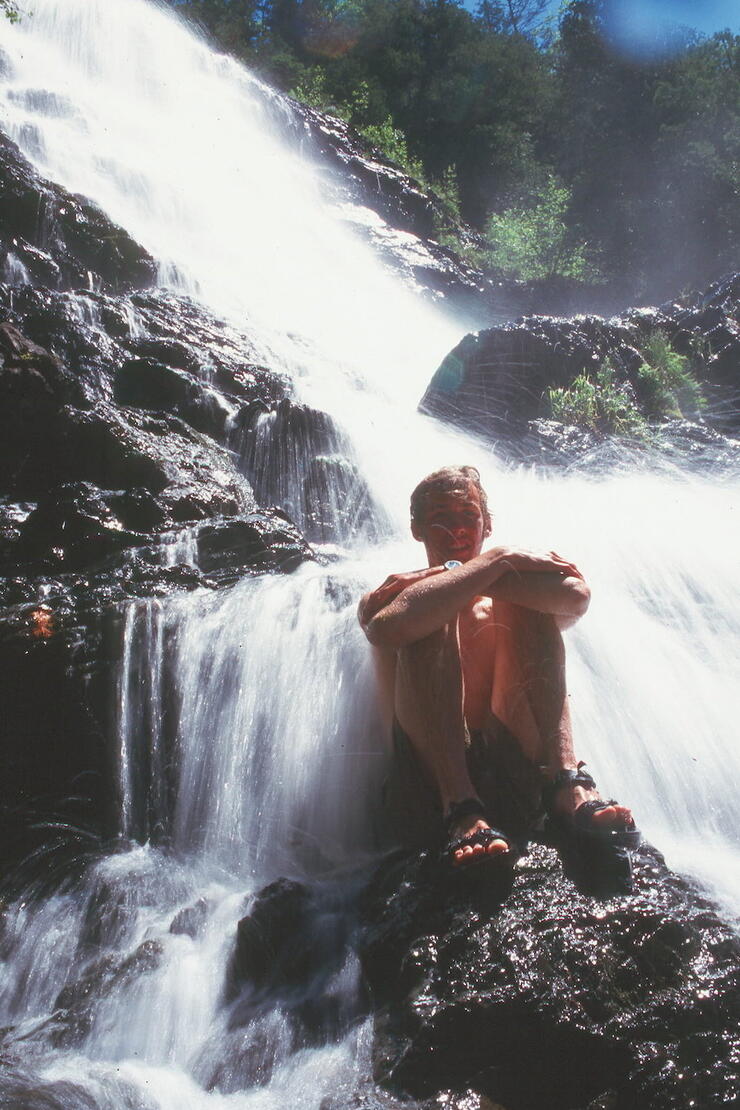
[491,548,585,582]
[359,565,446,627]
[487,547,589,628]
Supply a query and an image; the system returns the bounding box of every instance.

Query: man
[358,464,636,873]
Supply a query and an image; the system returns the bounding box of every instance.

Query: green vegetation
[167,0,740,298]
[484,175,601,281]
[547,330,706,435]
[1,0,20,22]
[548,362,646,436]
[634,332,705,419]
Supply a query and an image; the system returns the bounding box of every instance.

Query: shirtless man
[358,465,635,869]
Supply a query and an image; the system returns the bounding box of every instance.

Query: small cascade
[236,398,390,546]
[2,250,29,284]
[116,600,173,844]
[115,564,385,877]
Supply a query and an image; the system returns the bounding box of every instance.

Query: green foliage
[483,175,601,281]
[634,331,705,419]
[290,67,333,109]
[548,361,646,436]
[1,0,20,22]
[547,332,706,437]
[360,117,425,179]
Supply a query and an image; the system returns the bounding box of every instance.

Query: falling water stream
[1,1,740,1106]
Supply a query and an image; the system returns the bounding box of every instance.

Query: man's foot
[546,765,637,840]
[443,797,513,868]
[544,766,641,897]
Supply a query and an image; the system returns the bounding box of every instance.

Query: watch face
[444,560,462,570]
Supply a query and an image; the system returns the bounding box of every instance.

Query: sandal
[442,797,516,869]
[544,765,641,895]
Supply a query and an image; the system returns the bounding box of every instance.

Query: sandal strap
[448,826,510,855]
[543,762,597,813]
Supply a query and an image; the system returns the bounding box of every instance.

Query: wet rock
[170,898,209,939]
[114,356,231,439]
[194,513,314,581]
[226,878,363,1048]
[0,322,84,496]
[18,482,158,571]
[50,938,164,1048]
[420,315,646,442]
[0,588,109,869]
[358,843,740,1110]
[59,403,254,525]
[0,499,34,565]
[0,131,155,292]
[227,879,323,1000]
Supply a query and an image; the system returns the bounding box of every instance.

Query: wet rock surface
[421,274,740,470]
[0,131,155,292]
[216,878,365,1092]
[0,135,328,863]
[357,843,740,1110]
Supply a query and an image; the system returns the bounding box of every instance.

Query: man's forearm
[364,549,591,646]
[488,571,591,621]
[364,548,509,647]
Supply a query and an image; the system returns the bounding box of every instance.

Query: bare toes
[486,838,509,856]
[591,804,633,828]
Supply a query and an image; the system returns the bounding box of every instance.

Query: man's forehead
[422,485,482,512]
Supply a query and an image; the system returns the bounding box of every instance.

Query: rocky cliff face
[0,132,351,861]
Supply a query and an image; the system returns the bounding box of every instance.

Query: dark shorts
[382,716,546,849]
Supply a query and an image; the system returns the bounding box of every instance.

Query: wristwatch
[444,560,462,570]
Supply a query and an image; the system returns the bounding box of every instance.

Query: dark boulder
[0,322,85,495]
[58,403,255,525]
[17,482,161,572]
[358,843,740,1110]
[169,898,210,939]
[48,939,164,1049]
[420,315,647,442]
[0,586,110,870]
[223,877,363,1058]
[420,276,740,466]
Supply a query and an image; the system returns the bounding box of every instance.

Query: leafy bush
[360,117,425,180]
[483,175,602,283]
[548,362,646,436]
[635,331,705,419]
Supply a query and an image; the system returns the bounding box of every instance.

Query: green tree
[484,174,600,281]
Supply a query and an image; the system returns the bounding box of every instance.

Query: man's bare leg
[490,604,633,828]
[395,621,509,864]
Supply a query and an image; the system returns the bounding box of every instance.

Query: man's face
[412,483,491,566]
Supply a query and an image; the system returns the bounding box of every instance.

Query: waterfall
[1,0,739,1106]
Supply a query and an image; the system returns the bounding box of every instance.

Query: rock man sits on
[358,465,636,872]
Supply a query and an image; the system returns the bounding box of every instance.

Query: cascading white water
[1,0,740,1106]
